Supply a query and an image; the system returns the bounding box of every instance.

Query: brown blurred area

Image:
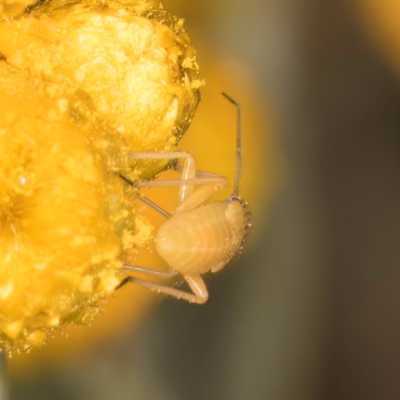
[10,0,400,399]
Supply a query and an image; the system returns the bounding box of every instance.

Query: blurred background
[9,0,400,399]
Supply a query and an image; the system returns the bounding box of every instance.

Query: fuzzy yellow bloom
[0,62,124,354]
[0,0,201,355]
[0,0,202,178]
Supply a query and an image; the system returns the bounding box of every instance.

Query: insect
[118,93,251,304]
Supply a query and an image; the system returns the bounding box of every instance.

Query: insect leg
[175,184,223,213]
[123,264,178,278]
[172,167,228,212]
[132,176,226,189]
[127,151,196,204]
[184,275,208,303]
[119,270,209,304]
[124,151,227,212]
[118,173,172,218]
[129,179,226,213]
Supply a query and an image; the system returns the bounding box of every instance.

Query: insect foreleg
[127,151,196,204]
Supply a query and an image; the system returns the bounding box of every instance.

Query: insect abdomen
[155,200,247,275]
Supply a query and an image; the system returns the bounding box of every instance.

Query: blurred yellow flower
[357,0,400,78]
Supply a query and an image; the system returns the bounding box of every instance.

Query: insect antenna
[221,92,241,198]
[117,173,171,218]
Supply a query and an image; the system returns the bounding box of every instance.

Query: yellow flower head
[0,62,123,354]
[0,0,202,355]
[1,0,202,178]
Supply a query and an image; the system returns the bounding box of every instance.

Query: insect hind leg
[119,264,209,304]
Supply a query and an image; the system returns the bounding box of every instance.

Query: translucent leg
[128,151,196,205]
[132,177,226,188]
[126,151,227,212]
[176,185,221,213]
[123,264,178,278]
[134,180,226,213]
[119,266,209,304]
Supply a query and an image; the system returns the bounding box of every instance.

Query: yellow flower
[357,0,400,78]
[0,0,202,178]
[0,0,202,355]
[0,62,123,354]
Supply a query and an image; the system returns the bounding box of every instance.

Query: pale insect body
[119,93,251,304]
[157,200,247,276]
